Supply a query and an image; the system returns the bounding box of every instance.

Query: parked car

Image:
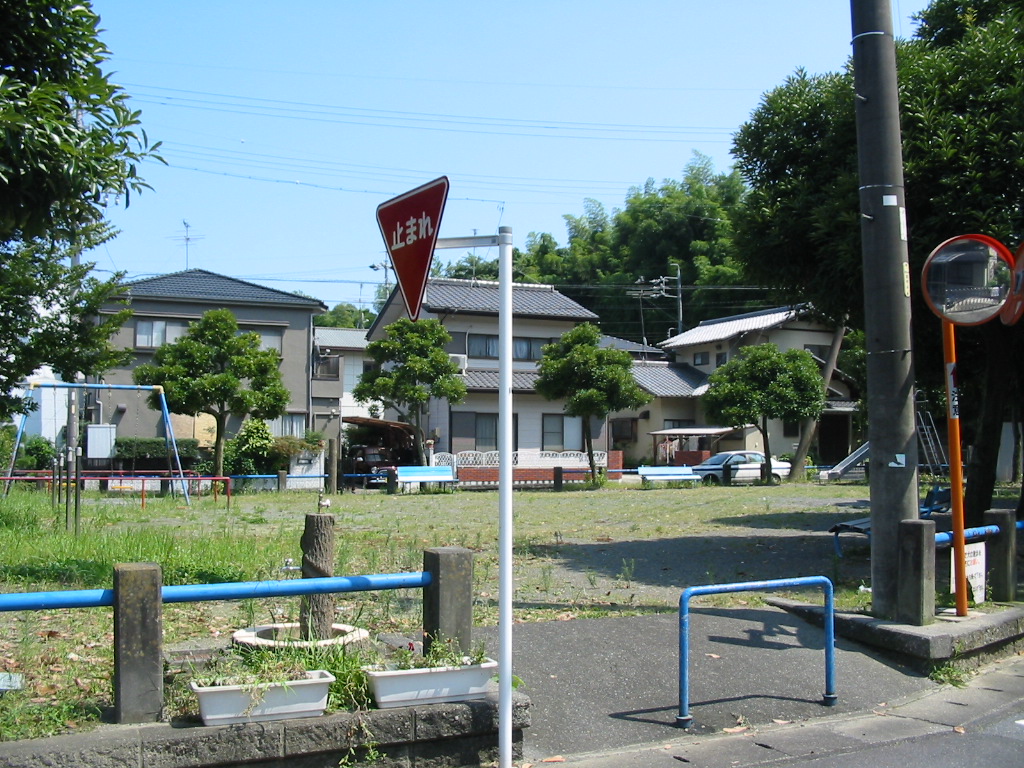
[347,445,397,484]
[690,451,791,484]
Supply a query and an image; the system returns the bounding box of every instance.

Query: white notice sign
[951,542,986,604]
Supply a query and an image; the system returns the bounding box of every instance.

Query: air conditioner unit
[448,353,468,373]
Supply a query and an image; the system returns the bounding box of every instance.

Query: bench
[395,465,458,491]
[637,465,700,488]
[828,486,952,557]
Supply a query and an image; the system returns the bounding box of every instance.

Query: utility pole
[850,0,919,620]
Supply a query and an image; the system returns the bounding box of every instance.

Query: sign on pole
[375,176,449,320]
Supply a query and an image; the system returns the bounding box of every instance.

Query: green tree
[701,344,825,484]
[0,229,133,420]
[535,323,650,480]
[352,318,467,464]
[132,309,289,477]
[0,1,158,420]
[314,302,375,328]
[1,0,159,239]
[730,1,1024,520]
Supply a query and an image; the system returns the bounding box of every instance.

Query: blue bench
[395,465,458,491]
[828,486,952,557]
[637,465,700,488]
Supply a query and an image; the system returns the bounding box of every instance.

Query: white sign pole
[433,228,513,766]
[497,225,514,767]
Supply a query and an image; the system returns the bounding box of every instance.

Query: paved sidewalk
[477,606,1024,766]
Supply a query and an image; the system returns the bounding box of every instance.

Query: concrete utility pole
[850,0,920,620]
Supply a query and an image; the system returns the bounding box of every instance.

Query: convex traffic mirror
[921,234,1014,326]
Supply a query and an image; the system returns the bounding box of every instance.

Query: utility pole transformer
[850,0,920,620]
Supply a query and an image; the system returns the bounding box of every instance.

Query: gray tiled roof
[423,279,597,320]
[600,334,666,357]
[124,269,326,310]
[462,369,539,392]
[661,306,805,349]
[630,363,708,397]
[314,327,369,350]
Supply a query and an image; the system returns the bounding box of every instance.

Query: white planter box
[190,669,335,725]
[364,659,497,708]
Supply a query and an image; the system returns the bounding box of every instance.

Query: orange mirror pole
[942,320,969,616]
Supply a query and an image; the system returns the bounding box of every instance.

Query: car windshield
[703,454,732,466]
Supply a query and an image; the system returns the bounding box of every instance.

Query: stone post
[984,509,1017,602]
[113,562,163,723]
[897,518,935,626]
[277,469,288,492]
[327,438,338,495]
[423,547,474,655]
[553,466,564,492]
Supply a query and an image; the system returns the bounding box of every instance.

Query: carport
[647,425,746,465]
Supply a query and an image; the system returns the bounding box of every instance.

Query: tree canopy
[701,344,825,483]
[535,323,650,479]
[352,318,467,464]
[1,1,159,419]
[730,1,1024,516]
[314,302,375,329]
[132,309,289,477]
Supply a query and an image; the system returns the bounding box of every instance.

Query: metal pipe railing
[0,571,431,613]
[677,575,836,728]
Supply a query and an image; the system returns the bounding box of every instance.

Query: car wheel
[771,474,782,484]
[702,474,720,486]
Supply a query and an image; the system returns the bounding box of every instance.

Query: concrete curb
[766,598,1024,667]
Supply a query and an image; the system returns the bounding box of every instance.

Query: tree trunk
[760,418,773,483]
[213,411,229,478]
[583,416,597,482]
[299,512,335,641]
[964,324,1013,528]
[789,323,846,481]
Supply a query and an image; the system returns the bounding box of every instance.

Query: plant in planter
[183,644,372,725]
[362,637,497,709]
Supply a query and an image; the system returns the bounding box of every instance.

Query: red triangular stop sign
[376,176,449,321]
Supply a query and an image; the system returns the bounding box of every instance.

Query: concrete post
[722,463,732,486]
[897,518,935,626]
[113,562,163,723]
[423,547,474,655]
[386,468,398,495]
[984,509,1017,602]
[277,469,288,492]
[159,479,170,497]
[553,466,563,492]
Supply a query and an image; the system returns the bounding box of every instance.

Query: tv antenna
[169,220,204,269]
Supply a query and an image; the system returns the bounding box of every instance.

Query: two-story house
[609,306,858,467]
[95,269,326,450]
[366,277,604,455]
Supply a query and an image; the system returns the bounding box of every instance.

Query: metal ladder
[915,408,947,476]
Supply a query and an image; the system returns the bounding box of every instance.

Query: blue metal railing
[677,575,836,728]
[0,571,431,613]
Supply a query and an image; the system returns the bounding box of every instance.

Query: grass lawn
[0,480,875,740]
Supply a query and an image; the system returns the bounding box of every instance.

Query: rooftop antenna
[169,220,204,270]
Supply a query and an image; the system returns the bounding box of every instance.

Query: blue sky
[92,1,931,312]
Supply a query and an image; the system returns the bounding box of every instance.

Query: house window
[542,414,564,451]
[513,337,547,361]
[135,319,187,348]
[269,414,305,438]
[468,333,499,358]
[475,413,498,452]
[314,354,340,379]
[610,418,637,444]
[663,419,694,430]
[715,352,728,366]
[693,351,709,366]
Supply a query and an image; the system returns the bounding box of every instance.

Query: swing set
[4,382,190,507]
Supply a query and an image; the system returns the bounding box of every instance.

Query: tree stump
[299,512,335,641]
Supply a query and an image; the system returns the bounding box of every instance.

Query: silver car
[691,451,791,484]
